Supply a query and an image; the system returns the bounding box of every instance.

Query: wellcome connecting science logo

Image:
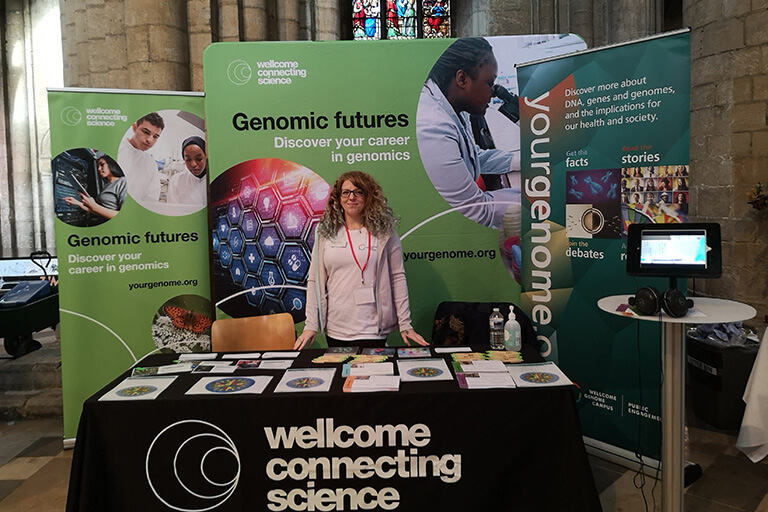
[60,106,82,126]
[226,58,308,86]
[146,420,241,511]
[146,418,461,511]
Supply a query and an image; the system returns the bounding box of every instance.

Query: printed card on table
[505,361,573,387]
[397,358,453,382]
[274,368,336,393]
[186,375,272,395]
[396,347,431,358]
[99,376,177,401]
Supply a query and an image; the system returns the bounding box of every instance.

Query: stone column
[686,0,768,330]
[277,0,301,41]
[188,0,213,91]
[124,0,189,90]
[315,0,341,41]
[243,0,269,41]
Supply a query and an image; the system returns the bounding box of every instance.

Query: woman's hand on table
[401,329,429,346]
[294,330,316,350]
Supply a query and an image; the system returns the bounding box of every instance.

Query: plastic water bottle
[504,309,522,352]
[489,308,504,349]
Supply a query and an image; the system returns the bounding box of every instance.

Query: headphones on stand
[628,282,693,318]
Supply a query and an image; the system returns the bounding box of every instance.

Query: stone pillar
[188,0,213,91]
[243,0,269,41]
[315,0,341,41]
[607,0,654,43]
[277,0,301,41]
[219,0,241,42]
[124,0,189,91]
[5,0,35,252]
[686,0,768,331]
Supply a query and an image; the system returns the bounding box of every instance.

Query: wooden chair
[211,313,296,352]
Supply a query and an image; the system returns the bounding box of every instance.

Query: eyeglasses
[340,189,365,198]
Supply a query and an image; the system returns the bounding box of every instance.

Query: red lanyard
[345,224,371,285]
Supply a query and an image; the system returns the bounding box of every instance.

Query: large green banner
[48,89,209,439]
[517,31,691,459]
[202,36,586,344]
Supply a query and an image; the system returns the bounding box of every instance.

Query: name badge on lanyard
[354,286,375,305]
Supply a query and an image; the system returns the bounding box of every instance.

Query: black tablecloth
[66,345,601,511]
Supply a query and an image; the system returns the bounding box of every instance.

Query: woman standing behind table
[167,136,208,207]
[64,154,126,220]
[294,171,428,350]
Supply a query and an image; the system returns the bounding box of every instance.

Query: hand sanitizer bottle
[504,309,522,352]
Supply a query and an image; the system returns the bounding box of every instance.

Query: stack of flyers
[192,361,237,374]
[325,346,359,354]
[131,361,198,376]
[450,352,487,363]
[349,354,389,363]
[396,347,431,358]
[453,359,507,374]
[343,375,400,393]
[456,371,516,389]
[312,353,353,364]
[236,360,261,369]
[505,361,573,387]
[397,358,453,382]
[341,362,395,377]
[261,351,300,359]
[361,347,395,356]
[486,351,523,363]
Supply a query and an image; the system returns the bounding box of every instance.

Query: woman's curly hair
[317,171,397,238]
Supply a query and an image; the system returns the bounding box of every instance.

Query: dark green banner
[517,31,691,459]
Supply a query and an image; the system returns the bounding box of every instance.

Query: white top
[117,136,162,204]
[597,295,756,324]
[167,170,207,208]
[323,227,385,340]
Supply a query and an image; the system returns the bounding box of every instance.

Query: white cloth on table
[736,328,768,462]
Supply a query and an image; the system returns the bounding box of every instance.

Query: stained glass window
[352,0,449,40]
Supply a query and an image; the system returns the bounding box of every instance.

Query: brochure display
[48,89,209,439]
[202,35,586,336]
[517,30,691,460]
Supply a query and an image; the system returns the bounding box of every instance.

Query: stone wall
[686,0,768,332]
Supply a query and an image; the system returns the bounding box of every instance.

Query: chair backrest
[431,301,536,347]
[211,313,296,352]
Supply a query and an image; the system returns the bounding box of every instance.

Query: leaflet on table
[397,347,432,358]
[456,371,517,389]
[325,346,359,354]
[179,353,217,361]
[505,361,573,387]
[274,368,336,393]
[186,375,272,395]
[236,359,261,369]
[341,362,395,378]
[99,376,177,401]
[131,361,198,377]
[312,353,353,364]
[350,354,389,363]
[451,351,523,363]
[361,347,396,356]
[221,352,261,359]
[453,359,508,373]
[262,351,301,359]
[397,358,453,382]
[433,346,472,353]
[192,362,237,374]
[343,375,400,393]
[259,359,295,370]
